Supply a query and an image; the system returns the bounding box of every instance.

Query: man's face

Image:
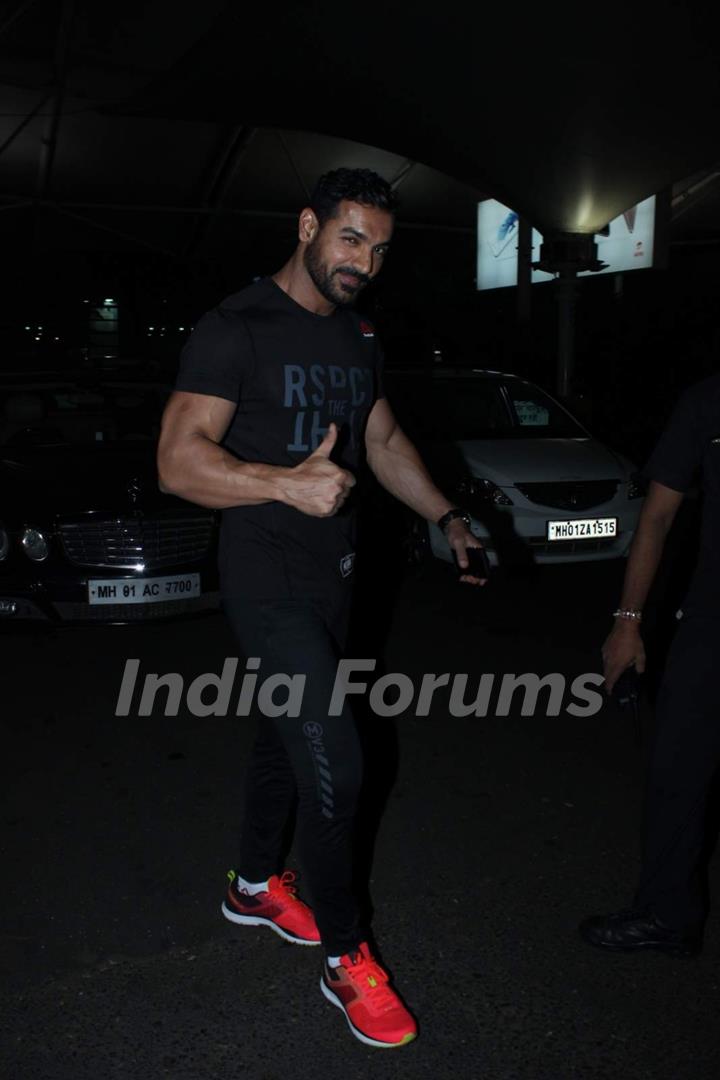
[302,200,394,307]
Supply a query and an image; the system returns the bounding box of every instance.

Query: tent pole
[516,216,532,325]
[35,0,76,204]
[51,203,180,258]
[185,125,256,255]
[0,92,52,160]
[390,160,417,191]
[0,0,39,41]
[276,131,311,202]
[555,270,576,399]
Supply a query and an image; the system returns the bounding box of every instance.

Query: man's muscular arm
[602,480,684,692]
[365,396,486,584]
[157,391,354,516]
[365,397,453,522]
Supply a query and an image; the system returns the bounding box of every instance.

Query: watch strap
[437,508,472,533]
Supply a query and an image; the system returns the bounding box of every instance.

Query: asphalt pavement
[2,557,719,1080]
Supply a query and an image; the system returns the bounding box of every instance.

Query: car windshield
[385,375,587,440]
[0,381,169,448]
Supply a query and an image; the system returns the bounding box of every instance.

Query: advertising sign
[476,195,656,290]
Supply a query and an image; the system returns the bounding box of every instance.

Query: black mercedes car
[0,374,220,624]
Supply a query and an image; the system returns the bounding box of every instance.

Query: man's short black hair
[310,168,398,226]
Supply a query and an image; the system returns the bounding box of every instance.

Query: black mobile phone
[453,546,491,580]
[611,665,641,707]
[610,665,642,744]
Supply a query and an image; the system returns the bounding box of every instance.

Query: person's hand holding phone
[445,518,489,586]
[602,619,646,693]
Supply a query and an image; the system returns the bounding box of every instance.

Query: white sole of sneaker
[220,901,321,946]
[319,977,417,1049]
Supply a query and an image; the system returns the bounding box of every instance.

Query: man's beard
[304,242,369,307]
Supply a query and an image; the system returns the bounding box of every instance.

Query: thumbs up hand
[279,423,356,517]
[310,423,338,460]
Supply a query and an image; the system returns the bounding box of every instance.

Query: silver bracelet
[613,608,643,622]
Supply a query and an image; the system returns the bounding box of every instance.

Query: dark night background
[3,3,720,1078]
[2,0,720,471]
[2,232,719,467]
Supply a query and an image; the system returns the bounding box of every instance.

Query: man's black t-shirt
[644,373,720,614]
[174,278,385,602]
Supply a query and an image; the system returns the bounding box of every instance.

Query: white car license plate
[546,517,618,541]
[88,573,201,605]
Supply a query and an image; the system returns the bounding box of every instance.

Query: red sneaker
[320,942,417,1048]
[221,870,321,946]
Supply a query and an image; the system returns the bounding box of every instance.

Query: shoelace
[269,870,300,902]
[343,951,397,1013]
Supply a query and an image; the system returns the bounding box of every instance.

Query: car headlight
[21,527,49,562]
[0,523,8,561]
[627,472,647,500]
[456,477,513,507]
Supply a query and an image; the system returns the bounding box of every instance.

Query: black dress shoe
[578,907,701,955]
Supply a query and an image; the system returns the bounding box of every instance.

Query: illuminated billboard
[476,195,656,290]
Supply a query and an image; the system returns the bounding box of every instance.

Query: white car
[384,368,644,566]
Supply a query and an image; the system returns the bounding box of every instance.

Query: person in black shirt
[580,373,720,955]
[157,168,485,1048]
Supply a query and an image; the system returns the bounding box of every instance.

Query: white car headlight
[456,477,513,506]
[0,523,8,561]
[21,527,49,562]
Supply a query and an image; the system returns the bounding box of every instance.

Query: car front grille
[527,536,618,556]
[58,511,217,570]
[52,592,220,622]
[515,479,619,510]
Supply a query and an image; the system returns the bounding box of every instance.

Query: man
[157,168,485,1048]
[579,372,720,956]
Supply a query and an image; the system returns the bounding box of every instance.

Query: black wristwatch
[437,507,472,533]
